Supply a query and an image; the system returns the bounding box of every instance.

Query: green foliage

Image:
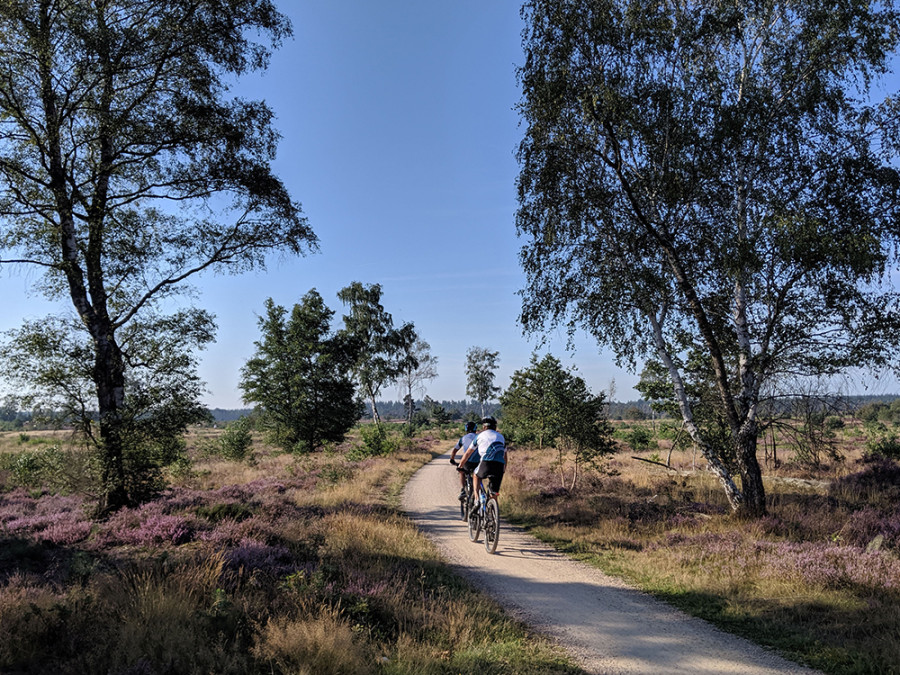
[465,346,501,416]
[423,397,452,425]
[626,427,653,453]
[501,353,571,448]
[349,424,398,460]
[0,1,314,511]
[623,406,648,421]
[501,353,616,489]
[241,292,362,454]
[337,282,412,424]
[864,422,900,460]
[219,417,254,461]
[825,416,845,431]
[4,445,100,494]
[396,337,438,423]
[516,0,900,515]
[858,400,900,426]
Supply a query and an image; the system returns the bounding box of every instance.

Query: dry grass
[504,437,900,675]
[252,607,372,675]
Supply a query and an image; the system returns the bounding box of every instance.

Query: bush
[825,415,845,430]
[863,422,900,460]
[349,424,397,460]
[626,426,653,452]
[220,417,253,461]
[5,446,99,494]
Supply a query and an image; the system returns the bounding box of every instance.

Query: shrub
[219,417,253,461]
[626,426,653,452]
[825,415,845,430]
[5,446,99,495]
[349,424,396,460]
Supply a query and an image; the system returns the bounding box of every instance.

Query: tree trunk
[648,310,745,510]
[370,394,381,425]
[94,334,129,513]
[735,426,767,517]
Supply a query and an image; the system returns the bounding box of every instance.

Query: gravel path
[402,449,821,675]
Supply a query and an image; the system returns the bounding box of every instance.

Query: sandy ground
[402,449,821,675]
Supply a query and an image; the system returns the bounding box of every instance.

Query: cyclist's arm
[459,441,476,465]
[449,438,462,463]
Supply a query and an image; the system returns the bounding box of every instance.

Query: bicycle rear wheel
[483,498,499,554]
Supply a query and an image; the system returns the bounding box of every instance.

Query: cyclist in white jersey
[458,416,506,502]
[449,421,479,500]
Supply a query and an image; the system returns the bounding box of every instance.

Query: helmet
[480,416,497,430]
[465,421,477,433]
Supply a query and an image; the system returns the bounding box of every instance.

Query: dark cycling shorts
[474,460,505,493]
[463,461,479,474]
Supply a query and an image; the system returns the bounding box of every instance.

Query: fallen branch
[631,456,676,470]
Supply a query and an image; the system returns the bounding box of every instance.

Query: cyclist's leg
[486,460,505,496]
[473,460,490,498]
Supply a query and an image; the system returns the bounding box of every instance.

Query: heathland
[1,412,898,674]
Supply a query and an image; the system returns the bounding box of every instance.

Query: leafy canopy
[516,0,900,515]
[0,0,315,510]
[240,291,361,454]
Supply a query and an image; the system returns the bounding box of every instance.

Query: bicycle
[451,459,476,521]
[468,478,500,554]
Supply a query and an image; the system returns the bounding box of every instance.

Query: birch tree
[397,337,438,424]
[0,1,315,512]
[465,346,501,417]
[337,282,411,425]
[516,0,900,516]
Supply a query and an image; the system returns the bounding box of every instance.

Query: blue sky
[2,2,899,410]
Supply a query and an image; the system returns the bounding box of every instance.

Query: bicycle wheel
[483,498,499,554]
[462,478,475,522]
[468,502,481,542]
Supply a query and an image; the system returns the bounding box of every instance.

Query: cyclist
[458,416,506,506]
[449,421,480,500]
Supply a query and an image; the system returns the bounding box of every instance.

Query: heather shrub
[829,459,900,506]
[97,503,194,547]
[0,491,93,546]
[842,507,900,550]
[763,542,900,592]
[225,538,297,578]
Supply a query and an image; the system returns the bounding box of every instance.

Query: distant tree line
[363,399,500,422]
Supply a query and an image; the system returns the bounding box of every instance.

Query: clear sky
[2,2,899,410]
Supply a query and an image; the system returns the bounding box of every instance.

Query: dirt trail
[402,449,821,675]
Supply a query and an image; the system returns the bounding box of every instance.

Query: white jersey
[467,429,506,463]
[455,432,479,463]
